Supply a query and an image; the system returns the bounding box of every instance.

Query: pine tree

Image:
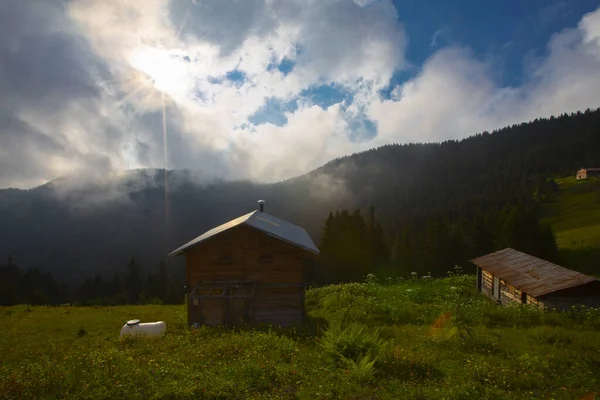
[470,212,495,257]
[366,205,390,270]
[125,256,142,304]
[0,255,21,305]
[318,209,371,283]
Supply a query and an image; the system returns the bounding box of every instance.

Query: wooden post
[185,252,193,326]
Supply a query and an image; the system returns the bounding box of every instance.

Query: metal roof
[471,248,597,297]
[168,210,320,256]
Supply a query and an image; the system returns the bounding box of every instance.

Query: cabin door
[492,276,500,300]
[228,295,248,325]
[228,281,249,325]
[226,246,249,325]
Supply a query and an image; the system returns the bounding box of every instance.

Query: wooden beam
[259,284,304,288]
[206,281,215,296]
[193,293,255,299]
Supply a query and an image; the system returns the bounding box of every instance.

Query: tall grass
[1,277,600,399]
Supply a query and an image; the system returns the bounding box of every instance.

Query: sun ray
[162,92,171,227]
[175,7,191,40]
[115,82,150,108]
[95,75,137,87]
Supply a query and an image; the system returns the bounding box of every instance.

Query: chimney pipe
[258,200,265,212]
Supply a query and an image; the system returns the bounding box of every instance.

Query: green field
[2,276,600,400]
[542,177,600,275]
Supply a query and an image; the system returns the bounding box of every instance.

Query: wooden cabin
[576,167,600,180]
[472,248,600,310]
[168,201,320,327]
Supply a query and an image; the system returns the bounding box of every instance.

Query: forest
[0,108,599,304]
[0,256,184,306]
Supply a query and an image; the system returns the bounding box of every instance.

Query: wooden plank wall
[185,225,309,326]
[500,280,522,305]
[480,269,494,299]
[526,294,540,308]
[253,287,303,326]
[480,269,525,306]
[482,270,493,291]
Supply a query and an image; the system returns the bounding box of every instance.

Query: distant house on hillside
[576,168,600,180]
[471,248,600,310]
[168,200,320,327]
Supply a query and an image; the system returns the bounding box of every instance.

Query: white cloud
[368,7,600,146]
[229,104,355,182]
[430,29,442,47]
[2,1,600,189]
[61,0,407,184]
[581,6,600,47]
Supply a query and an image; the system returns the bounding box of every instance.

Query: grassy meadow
[541,176,600,276]
[2,275,600,400]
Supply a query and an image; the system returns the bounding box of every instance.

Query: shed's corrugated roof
[168,211,320,256]
[471,248,597,297]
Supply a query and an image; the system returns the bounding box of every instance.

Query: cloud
[229,104,355,182]
[1,1,600,190]
[0,0,235,188]
[64,0,406,184]
[367,7,600,146]
[169,0,279,56]
[0,0,120,188]
[430,29,442,47]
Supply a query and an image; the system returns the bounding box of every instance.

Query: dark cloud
[0,113,65,187]
[0,0,115,187]
[0,32,108,108]
[0,0,105,106]
[169,0,278,55]
[0,0,69,46]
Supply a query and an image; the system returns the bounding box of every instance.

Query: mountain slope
[542,176,600,276]
[1,108,599,283]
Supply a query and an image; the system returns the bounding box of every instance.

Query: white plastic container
[120,319,166,338]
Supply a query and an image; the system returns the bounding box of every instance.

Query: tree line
[313,201,559,285]
[0,256,184,306]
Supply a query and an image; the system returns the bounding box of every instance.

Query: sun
[128,46,193,99]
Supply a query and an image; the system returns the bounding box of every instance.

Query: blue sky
[394,0,599,85]
[246,0,600,128]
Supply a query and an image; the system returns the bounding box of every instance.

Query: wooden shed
[472,248,600,310]
[168,201,320,327]
[576,167,600,180]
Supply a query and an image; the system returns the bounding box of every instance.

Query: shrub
[341,354,377,384]
[74,326,87,338]
[318,322,387,367]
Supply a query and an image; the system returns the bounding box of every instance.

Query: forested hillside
[0,108,599,296]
